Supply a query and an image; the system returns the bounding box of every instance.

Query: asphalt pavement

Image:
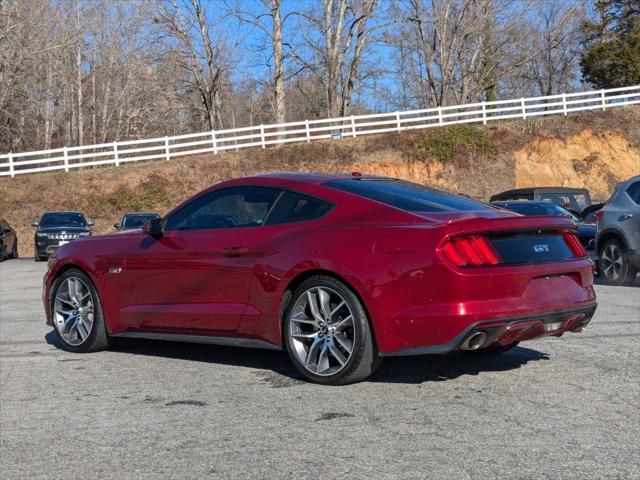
[1,259,639,479]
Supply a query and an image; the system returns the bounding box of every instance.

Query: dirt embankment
[1,107,639,257]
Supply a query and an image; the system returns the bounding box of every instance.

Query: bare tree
[151,0,237,130]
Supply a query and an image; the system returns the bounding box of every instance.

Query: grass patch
[417,125,498,161]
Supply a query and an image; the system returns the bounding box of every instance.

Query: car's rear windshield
[323,179,488,212]
[495,202,578,220]
[40,212,87,227]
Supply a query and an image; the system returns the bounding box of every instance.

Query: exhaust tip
[461,331,488,351]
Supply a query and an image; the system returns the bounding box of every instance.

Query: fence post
[481,102,487,125]
[562,93,567,116]
[8,152,14,177]
[396,112,401,132]
[601,89,606,111]
[63,146,69,172]
[113,142,119,166]
[438,106,443,125]
[211,130,217,154]
[350,115,356,137]
[260,124,266,149]
[305,120,310,142]
[521,98,527,119]
[164,136,170,160]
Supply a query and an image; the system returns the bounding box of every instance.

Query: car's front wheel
[10,241,18,259]
[283,275,381,385]
[599,238,637,286]
[50,268,110,353]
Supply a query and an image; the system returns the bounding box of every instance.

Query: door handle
[619,213,633,221]
[222,247,249,257]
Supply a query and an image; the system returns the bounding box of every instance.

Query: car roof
[494,187,589,195]
[248,172,374,184]
[42,211,83,215]
[123,212,159,216]
[491,200,558,206]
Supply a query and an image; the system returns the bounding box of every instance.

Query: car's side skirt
[111,332,283,351]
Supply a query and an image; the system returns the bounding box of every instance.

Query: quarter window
[265,191,332,224]
[626,181,640,205]
[165,187,281,231]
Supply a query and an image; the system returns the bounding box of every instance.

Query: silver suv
[596,175,640,285]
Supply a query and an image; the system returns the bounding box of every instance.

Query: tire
[599,238,637,286]
[283,275,381,385]
[50,268,110,353]
[465,341,520,356]
[0,242,5,262]
[34,246,46,262]
[10,241,18,259]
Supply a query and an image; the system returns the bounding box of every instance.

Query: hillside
[1,107,639,257]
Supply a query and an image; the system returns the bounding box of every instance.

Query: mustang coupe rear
[43,174,597,384]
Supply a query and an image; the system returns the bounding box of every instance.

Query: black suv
[32,212,94,261]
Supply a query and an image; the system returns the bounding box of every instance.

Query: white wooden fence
[1,85,639,178]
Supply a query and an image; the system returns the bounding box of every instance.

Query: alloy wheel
[53,276,95,346]
[288,286,356,377]
[601,243,623,281]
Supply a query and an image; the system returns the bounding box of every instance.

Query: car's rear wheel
[51,268,109,353]
[599,238,637,286]
[283,275,381,385]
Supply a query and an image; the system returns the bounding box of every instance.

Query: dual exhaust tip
[460,331,488,351]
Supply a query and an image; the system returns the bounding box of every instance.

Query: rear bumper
[380,303,597,356]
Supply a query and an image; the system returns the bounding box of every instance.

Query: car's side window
[165,187,281,231]
[625,181,640,205]
[265,191,332,225]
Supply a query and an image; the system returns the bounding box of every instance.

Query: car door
[119,186,282,333]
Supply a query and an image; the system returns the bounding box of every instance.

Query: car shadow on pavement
[371,347,549,384]
[45,331,549,385]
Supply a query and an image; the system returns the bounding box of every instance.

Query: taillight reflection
[442,235,502,266]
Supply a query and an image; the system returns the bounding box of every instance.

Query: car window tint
[165,187,281,231]
[123,215,158,229]
[324,179,487,212]
[40,212,87,227]
[538,193,588,211]
[626,181,640,204]
[266,191,332,225]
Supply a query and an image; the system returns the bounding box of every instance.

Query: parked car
[43,173,597,385]
[491,201,596,257]
[114,212,161,231]
[0,219,18,261]
[32,211,94,261]
[490,187,591,216]
[596,175,640,286]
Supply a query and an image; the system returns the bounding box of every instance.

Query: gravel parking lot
[1,259,638,479]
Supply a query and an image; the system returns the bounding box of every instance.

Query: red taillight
[442,235,502,266]
[564,232,587,257]
[594,210,603,222]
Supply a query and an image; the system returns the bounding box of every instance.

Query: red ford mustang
[43,173,597,384]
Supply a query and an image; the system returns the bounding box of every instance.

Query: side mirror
[31,220,39,227]
[142,218,163,237]
[87,220,95,227]
[113,223,120,230]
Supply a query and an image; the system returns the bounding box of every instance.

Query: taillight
[563,232,587,257]
[442,235,502,266]
[594,210,603,222]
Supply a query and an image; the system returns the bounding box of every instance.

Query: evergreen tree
[580,0,640,88]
